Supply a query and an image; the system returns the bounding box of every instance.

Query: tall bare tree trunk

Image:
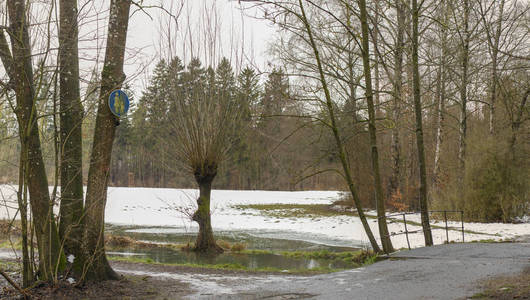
[412,0,433,246]
[358,0,393,253]
[81,0,131,282]
[458,0,471,175]
[389,0,405,197]
[58,0,84,258]
[2,0,65,281]
[433,0,448,187]
[346,6,358,124]
[488,0,505,135]
[298,0,382,253]
[432,68,445,186]
[372,0,382,118]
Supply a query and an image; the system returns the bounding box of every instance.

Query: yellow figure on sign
[114,92,124,116]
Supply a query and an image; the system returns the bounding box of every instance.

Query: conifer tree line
[109,57,343,191]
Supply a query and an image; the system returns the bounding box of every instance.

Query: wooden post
[461,211,465,242]
[444,211,449,243]
[403,214,411,250]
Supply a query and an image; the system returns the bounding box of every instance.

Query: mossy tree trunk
[80,0,131,282]
[192,166,223,253]
[58,0,84,259]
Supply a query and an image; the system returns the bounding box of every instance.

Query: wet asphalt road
[211,243,530,300]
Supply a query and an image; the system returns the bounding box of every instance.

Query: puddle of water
[106,225,358,252]
[106,225,360,271]
[108,246,354,270]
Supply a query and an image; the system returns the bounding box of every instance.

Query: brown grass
[470,267,530,299]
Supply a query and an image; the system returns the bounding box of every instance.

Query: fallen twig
[0,268,29,299]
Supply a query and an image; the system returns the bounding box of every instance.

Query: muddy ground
[1,261,190,299]
[0,260,305,299]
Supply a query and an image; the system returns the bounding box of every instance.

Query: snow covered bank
[1,185,528,249]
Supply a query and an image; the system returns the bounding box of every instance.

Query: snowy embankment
[1,185,528,249]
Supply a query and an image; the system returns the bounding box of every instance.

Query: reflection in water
[107,225,358,252]
[109,247,354,270]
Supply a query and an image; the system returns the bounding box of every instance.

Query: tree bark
[458,0,470,175]
[488,0,505,135]
[389,0,405,198]
[298,0,382,253]
[433,0,448,187]
[17,149,31,287]
[58,0,84,259]
[192,168,223,253]
[372,0,382,118]
[358,0,393,253]
[4,0,65,281]
[412,0,433,246]
[509,88,528,160]
[81,0,131,282]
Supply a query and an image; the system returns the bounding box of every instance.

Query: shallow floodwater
[107,225,358,251]
[107,247,354,270]
[106,225,359,270]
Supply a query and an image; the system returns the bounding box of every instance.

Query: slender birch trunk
[433,0,448,187]
[458,0,471,175]
[389,0,406,197]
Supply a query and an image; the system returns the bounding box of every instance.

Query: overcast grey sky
[120,0,277,94]
[0,0,276,98]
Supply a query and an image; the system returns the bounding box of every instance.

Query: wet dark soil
[0,259,300,300]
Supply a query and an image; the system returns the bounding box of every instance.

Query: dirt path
[110,260,308,298]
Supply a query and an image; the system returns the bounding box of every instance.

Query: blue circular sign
[108,90,130,117]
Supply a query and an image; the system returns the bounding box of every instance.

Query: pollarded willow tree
[166,57,243,253]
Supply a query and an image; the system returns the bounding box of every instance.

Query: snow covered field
[1,185,528,250]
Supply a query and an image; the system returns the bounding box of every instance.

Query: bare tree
[456,0,472,175]
[0,0,65,281]
[432,0,450,187]
[357,0,394,253]
[389,0,406,198]
[411,0,433,246]
[295,0,382,252]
